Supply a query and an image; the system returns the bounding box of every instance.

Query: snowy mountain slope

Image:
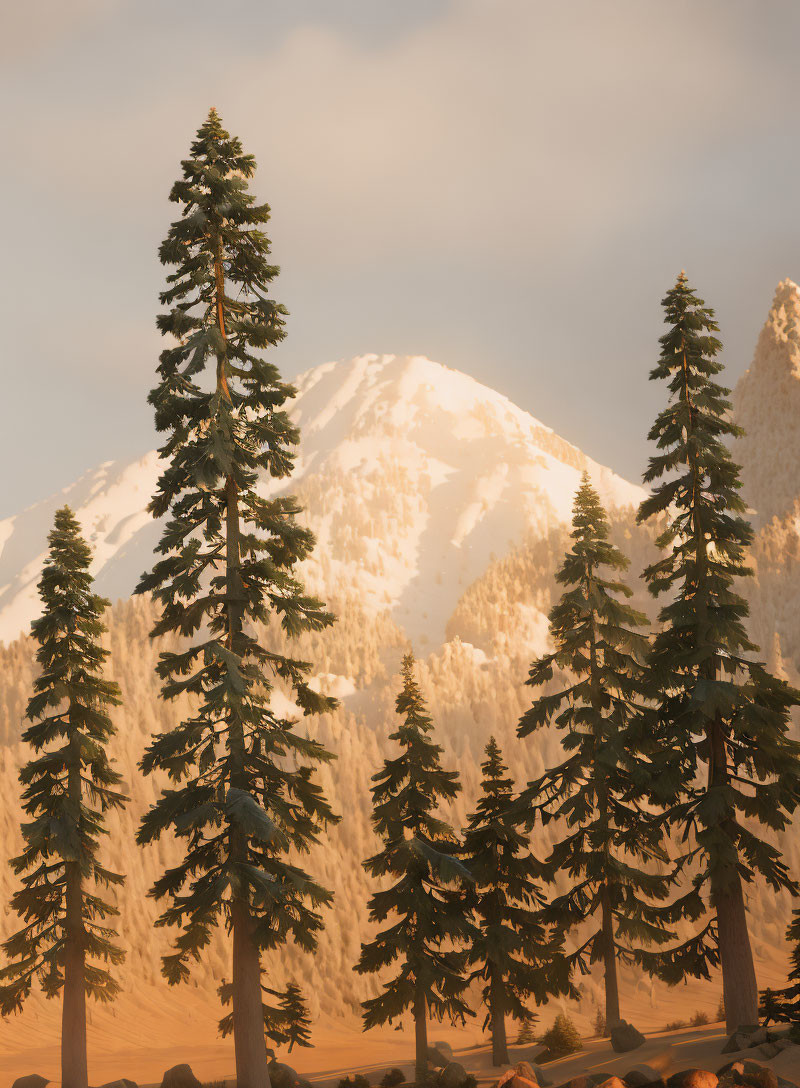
[0,353,645,646]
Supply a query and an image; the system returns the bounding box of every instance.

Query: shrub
[663,1020,687,1033]
[537,1013,583,1059]
[338,1077,370,1088]
[380,1073,406,1088]
[690,1011,710,1027]
[716,996,726,1023]
[592,1005,607,1037]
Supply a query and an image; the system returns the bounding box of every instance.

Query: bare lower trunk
[600,883,621,1029]
[490,970,509,1066]
[62,859,88,1088]
[708,720,759,1033]
[715,865,759,1032]
[232,896,270,1088]
[414,988,428,1082]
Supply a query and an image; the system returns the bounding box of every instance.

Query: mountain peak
[735,280,800,526]
[0,354,644,646]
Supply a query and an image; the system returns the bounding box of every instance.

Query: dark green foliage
[518,477,680,1008]
[537,1013,582,1059]
[278,982,313,1051]
[136,110,338,988]
[338,1077,370,1088]
[462,737,572,1036]
[355,653,475,1030]
[637,273,800,986]
[764,909,800,1023]
[516,1016,537,1044]
[0,506,126,1013]
[217,978,284,1042]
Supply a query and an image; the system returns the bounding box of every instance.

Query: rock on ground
[611,1023,647,1054]
[160,1065,202,1088]
[268,1061,300,1088]
[11,1078,49,1088]
[439,1061,469,1088]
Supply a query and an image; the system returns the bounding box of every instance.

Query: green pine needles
[638,272,800,1031]
[0,506,126,1088]
[135,109,338,1088]
[463,736,573,1067]
[355,653,474,1080]
[518,476,683,1029]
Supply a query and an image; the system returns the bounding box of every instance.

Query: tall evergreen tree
[355,653,474,1081]
[637,272,800,1031]
[462,736,574,1066]
[518,476,685,1029]
[136,109,338,1088]
[0,506,126,1088]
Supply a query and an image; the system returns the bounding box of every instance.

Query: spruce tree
[766,909,800,1024]
[518,476,685,1029]
[355,653,474,1081]
[0,506,126,1088]
[136,109,338,1088]
[637,272,800,1032]
[462,736,573,1066]
[279,982,313,1051]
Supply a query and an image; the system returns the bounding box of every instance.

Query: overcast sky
[3,0,799,516]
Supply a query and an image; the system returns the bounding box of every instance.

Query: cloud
[0,0,120,62]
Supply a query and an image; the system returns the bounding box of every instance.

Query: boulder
[717,1061,780,1088]
[97,1081,138,1088]
[428,1046,451,1069]
[667,1071,718,1088]
[439,1062,469,1088]
[596,1077,627,1088]
[12,1078,49,1088]
[160,1068,202,1088]
[530,1066,552,1088]
[722,1035,752,1056]
[268,1063,300,1088]
[624,1066,666,1088]
[558,1076,607,1088]
[432,1041,455,1060]
[757,1044,782,1060]
[611,1021,647,1054]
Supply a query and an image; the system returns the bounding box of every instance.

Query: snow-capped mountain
[0,353,644,646]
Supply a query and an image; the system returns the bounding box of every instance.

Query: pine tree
[354,653,475,1080]
[279,982,313,1051]
[0,506,126,1088]
[462,736,573,1066]
[518,476,685,1030]
[136,109,338,1088]
[767,910,800,1024]
[638,272,800,1032]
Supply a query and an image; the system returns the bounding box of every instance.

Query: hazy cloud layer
[3,0,800,513]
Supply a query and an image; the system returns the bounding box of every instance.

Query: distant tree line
[2,112,800,1088]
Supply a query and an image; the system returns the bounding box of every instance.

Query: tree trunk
[600,882,621,1030]
[708,718,759,1032]
[62,738,88,1088]
[490,969,509,1066]
[414,988,428,1082]
[232,895,270,1088]
[716,873,759,1032]
[215,232,271,1088]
